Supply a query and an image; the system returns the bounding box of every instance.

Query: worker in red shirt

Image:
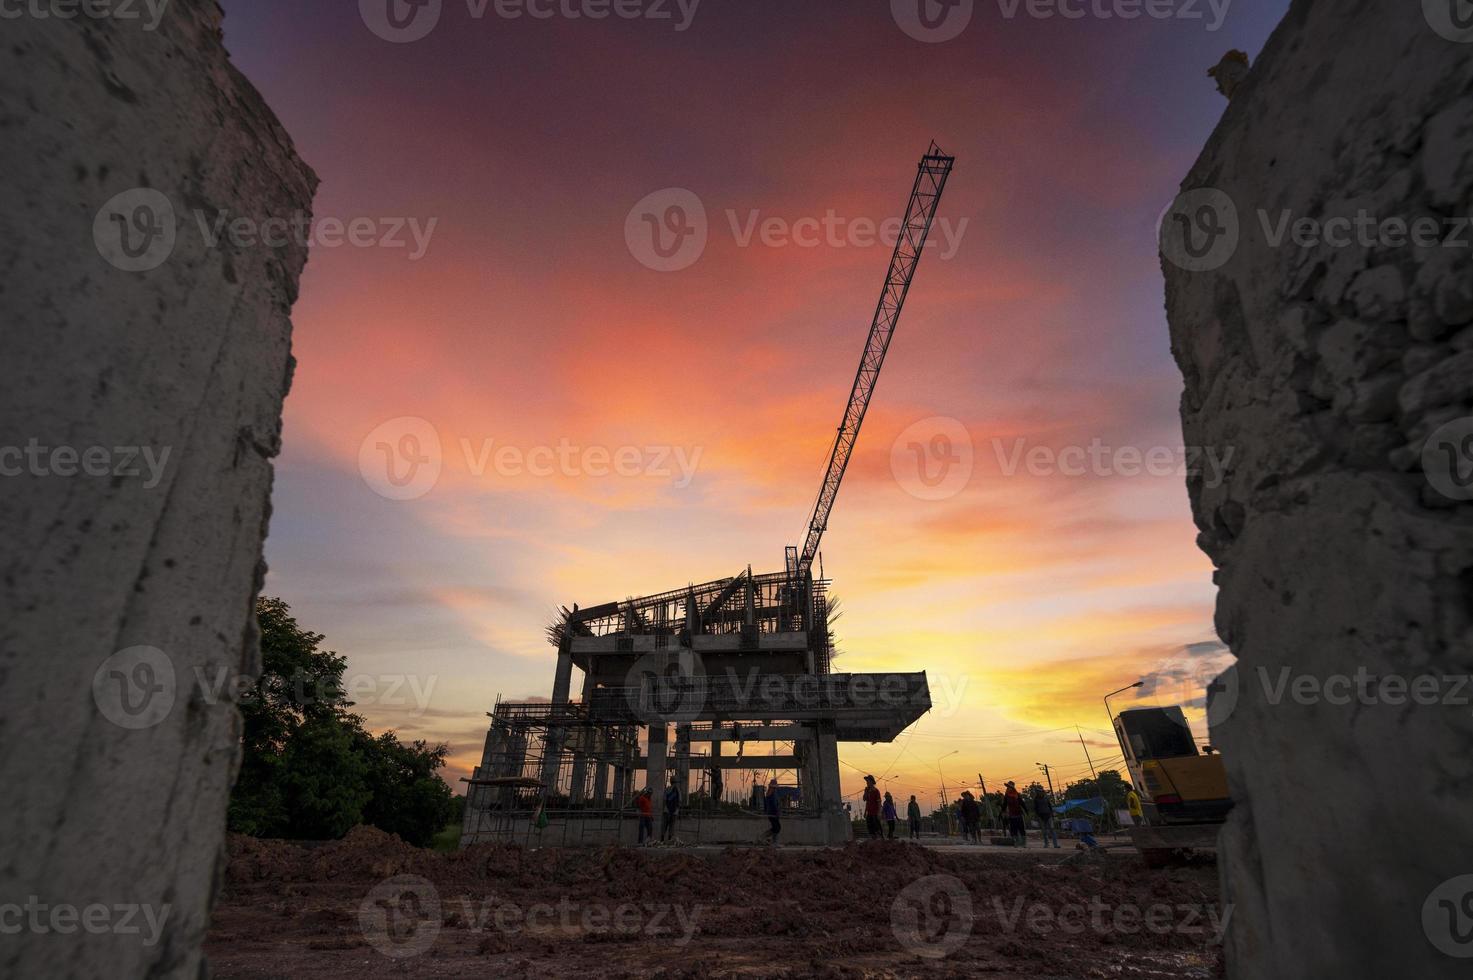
[1003,781,1026,848]
[862,775,883,839]
[635,787,654,846]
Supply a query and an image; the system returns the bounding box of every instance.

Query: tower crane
[786,141,956,580]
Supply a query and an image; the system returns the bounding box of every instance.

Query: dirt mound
[212,833,1225,978]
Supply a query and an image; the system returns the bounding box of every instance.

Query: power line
[898,725,1083,742]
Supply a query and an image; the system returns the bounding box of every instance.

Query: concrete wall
[0,3,315,977]
[1161,2,1473,975]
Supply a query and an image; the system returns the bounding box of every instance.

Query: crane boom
[790,141,955,580]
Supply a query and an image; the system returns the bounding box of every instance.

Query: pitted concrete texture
[0,2,316,977]
[1163,2,1473,976]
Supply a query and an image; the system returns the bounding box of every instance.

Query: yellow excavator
[1112,705,1232,861]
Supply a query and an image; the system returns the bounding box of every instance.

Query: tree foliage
[227,597,455,846]
[1063,768,1130,809]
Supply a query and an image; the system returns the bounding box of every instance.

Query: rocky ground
[207,827,1226,978]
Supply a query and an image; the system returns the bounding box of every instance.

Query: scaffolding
[462,697,642,847]
[462,697,829,847]
[550,568,832,664]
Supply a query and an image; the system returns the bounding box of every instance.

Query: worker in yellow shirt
[1126,786,1145,826]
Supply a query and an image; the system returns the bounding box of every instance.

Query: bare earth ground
[207,827,1225,979]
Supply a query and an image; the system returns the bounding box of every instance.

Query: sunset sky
[222,0,1288,810]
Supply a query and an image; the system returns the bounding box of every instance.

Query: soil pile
[209,833,1225,979]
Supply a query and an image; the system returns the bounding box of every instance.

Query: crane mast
[788,141,955,580]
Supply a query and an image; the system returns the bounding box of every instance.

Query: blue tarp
[1053,796,1106,815]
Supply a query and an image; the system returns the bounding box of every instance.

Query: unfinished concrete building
[462,567,931,845]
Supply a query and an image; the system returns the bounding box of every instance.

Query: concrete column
[0,10,318,976]
[710,738,722,804]
[614,766,630,809]
[569,735,588,804]
[465,727,507,834]
[550,643,575,705]
[462,766,485,841]
[645,723,669,793]
[568,668,595,804]
[501,733,527,811]
[593,761,609,805]
[1162,5,1473,974]
[674,724,691,802]
[816,723,848,844]
[540,645,576,791]
[800,727,822,808]
[816,724,841,808]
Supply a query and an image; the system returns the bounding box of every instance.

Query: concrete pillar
[800,727,822,809]
[816,724,841,808]
[501,732,527,812]
[540,645,576,790]
[568,668,595,804]
[645,723,669,793]
[614,766,630,809]
[593,761,609,805]
[465,727,507,836]
[462,766,485,841]
[569,730,588,805]
[674,724,691,802]
[1161,4,1473,975]
[816,723,849,844]
[551,643,575,705]
[710,738,723,803]
[0,9,317,977]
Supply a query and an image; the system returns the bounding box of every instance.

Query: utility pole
[978,773,994,830]
[1076,726,1098,780]
[1036,763,1056,801]
[937,749,957,837]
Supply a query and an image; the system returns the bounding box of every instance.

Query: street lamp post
[1103,681,1143,723]
[1103,681,1145,833]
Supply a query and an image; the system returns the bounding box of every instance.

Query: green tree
[1064,769,1130,809]
[355,730,455,847]
[280,717,371,839]
[229,597,455,845]
[229,597,353,835]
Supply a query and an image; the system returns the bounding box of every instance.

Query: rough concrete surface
[0,3,316,977]
[1162,1,1473,976]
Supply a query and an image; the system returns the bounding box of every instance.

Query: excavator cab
[1114,706,1231,824]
